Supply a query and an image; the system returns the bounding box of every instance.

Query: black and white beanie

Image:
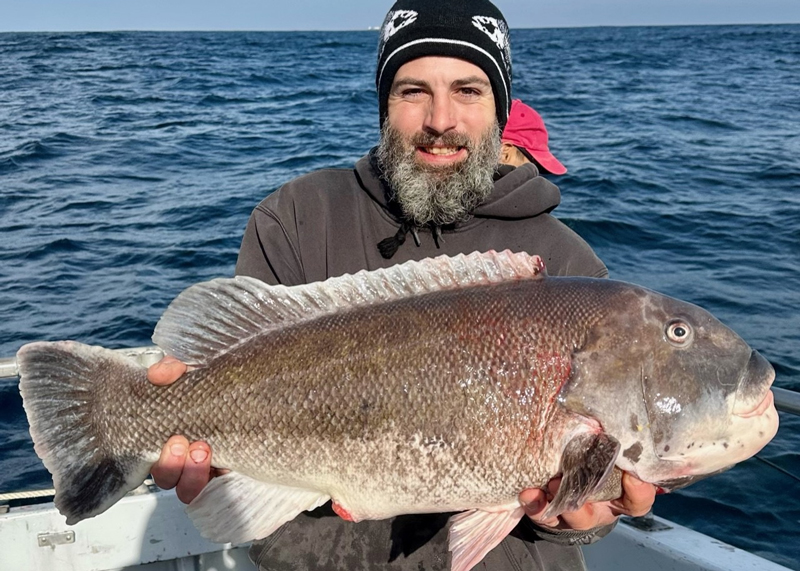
[376,0,513,130]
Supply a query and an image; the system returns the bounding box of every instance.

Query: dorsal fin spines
[152,250,545,366]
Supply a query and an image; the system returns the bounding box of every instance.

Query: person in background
[147,1,656,570]
[500,99,569,174]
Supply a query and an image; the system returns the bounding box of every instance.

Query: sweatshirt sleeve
[544,215,609,279]
[521,518,617,547]
[234,201,306,286]
[560,240,609,279]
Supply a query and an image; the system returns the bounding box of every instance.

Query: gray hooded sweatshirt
[236,152,607,284]
[236,152,612,571]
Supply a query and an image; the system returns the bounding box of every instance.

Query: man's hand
[147,356,219,504]
[147,355,189,386]
[520,472,656,531]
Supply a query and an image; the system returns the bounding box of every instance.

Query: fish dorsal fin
[153,250,545,366]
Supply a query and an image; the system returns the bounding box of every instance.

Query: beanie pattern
[376,0,512,129]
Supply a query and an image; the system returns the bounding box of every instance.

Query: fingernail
[190,449,208,463]
[524,499,543,513]
[170,443,186,456]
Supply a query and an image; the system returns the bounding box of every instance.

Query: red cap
[501,99,567,175]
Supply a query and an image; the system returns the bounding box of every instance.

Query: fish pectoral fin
[543,432,621,520]
[186,472,330,545]
[447,506,526,571]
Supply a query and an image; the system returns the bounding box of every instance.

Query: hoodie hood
[474,162,561,219]
[356,150,562,224]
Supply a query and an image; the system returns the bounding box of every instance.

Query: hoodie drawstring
[431,225,443,249]
[378,222,441,259]
[378,222,412,259]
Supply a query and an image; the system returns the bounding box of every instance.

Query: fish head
[558,281,778,489]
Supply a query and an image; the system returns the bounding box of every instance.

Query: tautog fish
[17,251,778,571]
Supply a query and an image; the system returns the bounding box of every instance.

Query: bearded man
[148,1,656,570]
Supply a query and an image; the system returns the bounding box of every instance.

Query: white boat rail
[0,345,165,378]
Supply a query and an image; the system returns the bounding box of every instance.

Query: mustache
[410,131,473,150]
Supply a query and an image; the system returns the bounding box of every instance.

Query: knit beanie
[376,0,512,130]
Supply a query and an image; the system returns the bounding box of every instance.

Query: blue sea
[1,26,798,569]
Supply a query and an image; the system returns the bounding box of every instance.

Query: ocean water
[1,26,798,569]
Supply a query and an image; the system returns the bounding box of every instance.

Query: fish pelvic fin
[543,432,621,520]
[152,250,545,366]
[448,506,526,571]
[17,341,155,524]
[186,472,330,544]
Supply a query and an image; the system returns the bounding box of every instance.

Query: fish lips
[732,350,775,417]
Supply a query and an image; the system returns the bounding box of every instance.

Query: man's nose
[423,95,458,135]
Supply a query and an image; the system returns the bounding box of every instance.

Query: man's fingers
[519,488,547,516]
[151,435,189,490]
[519,487,560,527]
[611,473,656,517]
[150,437,216,505]
[147,356,188,386]
[175,441,213,504]
[520,473,657,532]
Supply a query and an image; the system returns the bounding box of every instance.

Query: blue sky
[2,0,799,32]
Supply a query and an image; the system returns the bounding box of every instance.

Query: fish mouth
[735,390,774,418]
[732,350,775,417]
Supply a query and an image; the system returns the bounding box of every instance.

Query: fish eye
[666,320,693,346]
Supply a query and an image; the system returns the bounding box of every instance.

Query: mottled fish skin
[97,278,600,519]
[75,275,776,516]
[17,251,778,567]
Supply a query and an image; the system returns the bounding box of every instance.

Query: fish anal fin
[186,472,330,544]
[543,432,621,520]
[448,506,525,571]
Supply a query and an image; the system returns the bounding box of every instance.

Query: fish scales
[17,251,778,571]
[96,278,605,515]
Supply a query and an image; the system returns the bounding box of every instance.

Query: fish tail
[17,341,156,524]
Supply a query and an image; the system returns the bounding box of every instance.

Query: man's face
[377,57,501,226]
[387,57,497,167]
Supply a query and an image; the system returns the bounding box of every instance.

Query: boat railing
[0,345,165,378]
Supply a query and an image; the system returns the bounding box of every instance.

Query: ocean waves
[0,25,798,569]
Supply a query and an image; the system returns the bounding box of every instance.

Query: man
[149,1,656,569]
[500,99,568,174]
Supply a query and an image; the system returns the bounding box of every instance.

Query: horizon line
[1,21,799,34]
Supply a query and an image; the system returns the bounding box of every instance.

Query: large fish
[17,251,778,571]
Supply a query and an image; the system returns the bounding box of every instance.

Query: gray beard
[375,122,501,226]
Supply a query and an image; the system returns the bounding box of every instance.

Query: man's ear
[500,143,529,167]
[499,143,515,165]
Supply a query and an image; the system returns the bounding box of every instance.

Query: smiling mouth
[418,146,464,156]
